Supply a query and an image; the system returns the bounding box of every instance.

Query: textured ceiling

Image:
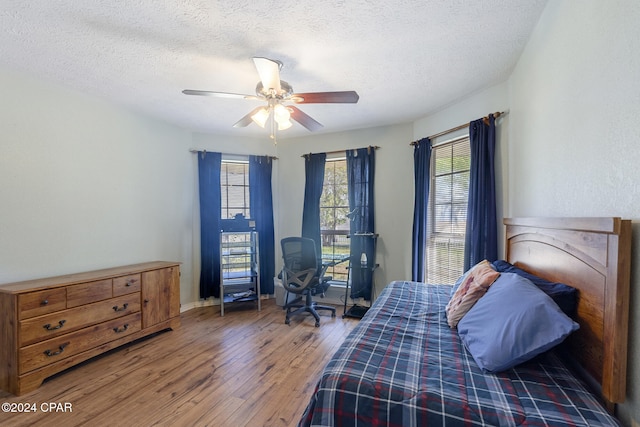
[0,0,547,139]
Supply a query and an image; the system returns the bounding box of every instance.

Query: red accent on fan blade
[288,106,323,132]
[290,91,359,104]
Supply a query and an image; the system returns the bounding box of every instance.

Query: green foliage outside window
[320,159,350,281]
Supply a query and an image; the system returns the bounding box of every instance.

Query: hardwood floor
[0,300,358,427]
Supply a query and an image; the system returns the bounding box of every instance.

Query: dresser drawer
[18,288,67,320]
[113,274,141,296]
[20,293,141,346]
[67,279,113,308]
[19,312,142,374]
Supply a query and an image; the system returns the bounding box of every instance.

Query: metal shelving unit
[343,232,378,319]
[220,225,260,316]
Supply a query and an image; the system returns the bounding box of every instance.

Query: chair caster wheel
[331,312,336,318]
[285,319,290,325]
[315,322,320,327]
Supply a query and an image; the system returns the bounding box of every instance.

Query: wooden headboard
[504,217,632,406]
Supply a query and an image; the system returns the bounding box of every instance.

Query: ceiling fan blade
[290,91,359,104]
[233,106,266,128]
[253,57,282,93]
[288,105,323,132]
[182,89,260,100]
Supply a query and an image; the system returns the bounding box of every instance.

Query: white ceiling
[0,0,547,139]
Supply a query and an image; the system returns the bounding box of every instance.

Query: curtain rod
[301,145,380,158]
[410,111,505,146]
[189,149,277,160]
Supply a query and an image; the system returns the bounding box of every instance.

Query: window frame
[426,135,470,285]
[220,158,250,220]
[319,155,350,284]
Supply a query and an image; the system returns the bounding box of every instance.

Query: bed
[299,217,632,426]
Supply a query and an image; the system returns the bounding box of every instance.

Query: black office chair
[280,237,336,327]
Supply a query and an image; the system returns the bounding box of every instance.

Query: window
[427,136,470,284]
[221,160,250,219]
[320,157,350,282]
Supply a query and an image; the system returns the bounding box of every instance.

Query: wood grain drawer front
[19,293,141,346]
[67,279,113,308]
[19,312,142,374]
[113,274,141,296]
[18,288,67,320]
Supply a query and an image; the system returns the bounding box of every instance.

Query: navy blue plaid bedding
[299,281,620,427]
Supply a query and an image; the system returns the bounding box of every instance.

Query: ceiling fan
[182,57,359,139]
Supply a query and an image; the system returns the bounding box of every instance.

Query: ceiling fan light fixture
[277,119,292,131]
[274,104,291,122]
[251,107,270,128]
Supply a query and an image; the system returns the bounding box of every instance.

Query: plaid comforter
[299,281,620,427]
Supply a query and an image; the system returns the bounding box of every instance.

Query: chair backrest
[281,237,319,273]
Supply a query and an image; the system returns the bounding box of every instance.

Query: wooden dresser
[0,261,180,395]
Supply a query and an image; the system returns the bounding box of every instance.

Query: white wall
[275,123,413,297]
[0,68,196,304]
[508,1,640,425]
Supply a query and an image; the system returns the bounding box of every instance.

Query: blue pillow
[457,273,579,372]
[491,260,577,316]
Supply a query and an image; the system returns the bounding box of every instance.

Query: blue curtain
[198,151,222,299]
[249,155,275,295]
[347,147,375,301]
[301,153,326,258]
[411,138,432,282]
[464,114,498,270]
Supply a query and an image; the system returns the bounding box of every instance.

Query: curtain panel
[411,138,432,282]
[347,147,376,301]
[197,151,222,299]
[301,153,327,258]
[249,155,276,295]
[464,114,498,270]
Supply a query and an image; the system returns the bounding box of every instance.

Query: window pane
[324,162,336,186]
[427,137,470,284]
[221,161,250,219]
[451,202,467,235]
[452,143,470,172]
[334,207,350,231]
[452,171,469,202]
[226,164,246,185]
[320,186,335,207]
[334,161,347,185]
[320,158,349,282]
[320,207,335,229]
[434,175,452,203]
[427,237,465,284]
[434,204,452,234]
[434,146,451,176]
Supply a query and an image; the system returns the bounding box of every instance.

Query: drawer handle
[41,299,49,306]
[126,279,138,287]
[43,320,66,331]
[113,324,129,333]
[44,342,69,357]
[112,303,129,312]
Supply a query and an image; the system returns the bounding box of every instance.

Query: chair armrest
[318,261,329,277]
